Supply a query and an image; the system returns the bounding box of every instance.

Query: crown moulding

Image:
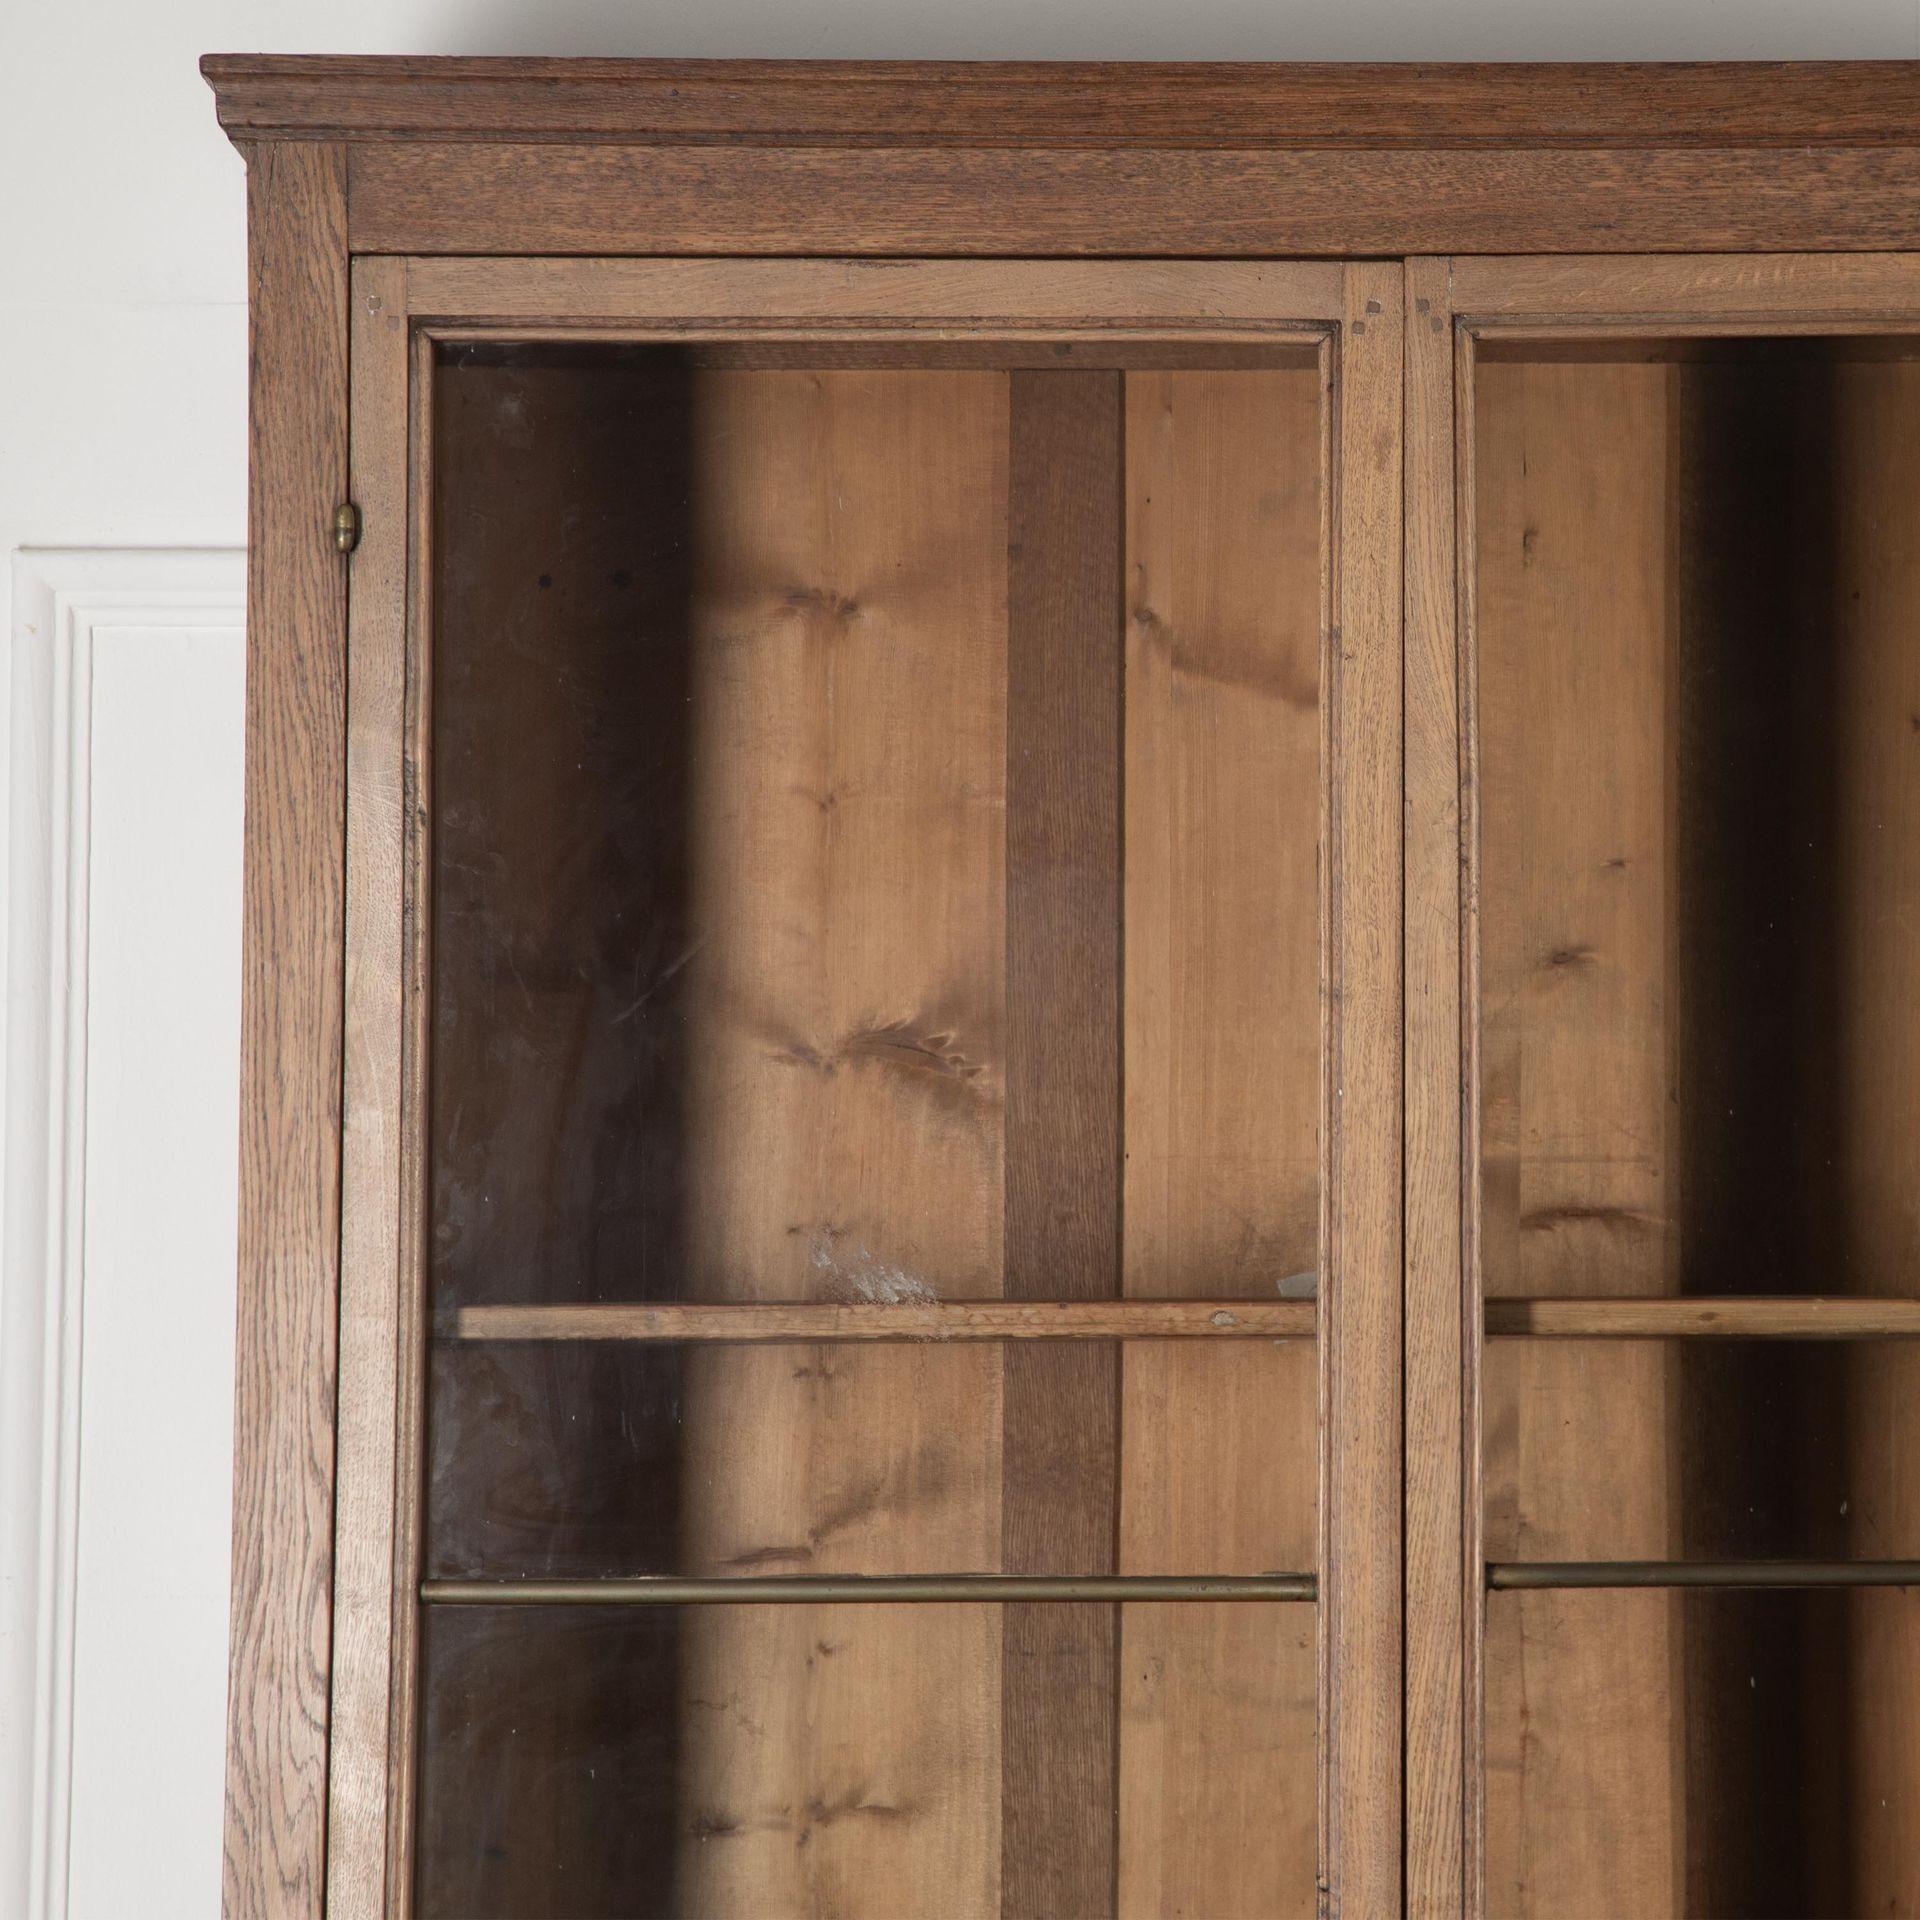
[200,56,1920,151]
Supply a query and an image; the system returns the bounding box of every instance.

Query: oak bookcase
[205,57,1920,1919]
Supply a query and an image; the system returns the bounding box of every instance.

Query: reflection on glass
[427,1339,1315,1580]
[1476,341,1920,1306]
[417,1603,1317,1920]
[1484,1339,1920,1563]
[1486,1586,1917,1919]
[421,340,1329,1917]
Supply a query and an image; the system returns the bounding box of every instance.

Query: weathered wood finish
[1119,363,1324,1917]
[1403,255,1468,1920]
[326,253,411,1918]
[670,368,1007,1918]
[1001,370,1124,1919]
[399,257,1346,326]
[198,57,1920,149]
[1807,360,1920,1919]
[1321,263,1405,1920]
[1475,348,1682,1919]
[223,139,349,1920]
[1452,250,1920,320]
[448,1299,1314,1343]
[348,143,1920,258]
[208,57,1920,1920]
[1488,1297,1920,1339]
[1464,270,1920,1917]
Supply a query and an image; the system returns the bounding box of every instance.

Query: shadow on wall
[407,0,1918,64]
[410,0,1305,60]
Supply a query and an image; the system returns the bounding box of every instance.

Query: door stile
[1402,255,1474,1920]
[1320,259,1407,1920]
[1451,271,1487,1920]
[327,253,420,1920]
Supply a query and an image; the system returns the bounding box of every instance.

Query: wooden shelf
[1485,1295,1920,1339]
[442,1297,1317,1344]
[441,1293,1920,1345]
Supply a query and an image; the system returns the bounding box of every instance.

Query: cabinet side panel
[223,140,350,1920]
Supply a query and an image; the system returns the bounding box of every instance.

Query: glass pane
[1475,334,1920,1918]
[1485,1339,1920,1560]
[1474,340,1920,1303]
[426,1338,1316,1579]
[1485,1586,1920,1919]
[420,337,1329,1916]
[416,1602,1317,1920]
[430,343,1323,1313]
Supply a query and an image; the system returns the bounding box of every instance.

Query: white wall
[5,3,1920,1916]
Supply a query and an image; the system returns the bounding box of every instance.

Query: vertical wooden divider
[1321,263,1405,1920]
[327,254,413,1919]
[1403,256,1469,1920]
[1002,370,1124,1918]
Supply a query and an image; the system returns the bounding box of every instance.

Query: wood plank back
[1119,363,1325,1915]
[670,368,1008,1917]
[1000,369,1125,1918]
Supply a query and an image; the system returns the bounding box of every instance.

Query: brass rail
[421,1573,1316,1605]
[1489,1560,1920,1591]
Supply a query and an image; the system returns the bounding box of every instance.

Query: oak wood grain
[1119,363,1324,1918]
[1453,250,1920,320]
[203,56,1920,151]
[1000,371,1123,1920]
[1452,305,1489,1920]
[669,369,1007,1917]
[448,1299,1313,1343]
[400,256,1345,326]
[347,143,1920,259]
[1403,255,1468,1920]
[1806,359,1920,1918]
[222,139,349,1920]
[1475,350,1681,1919]
[1321,264,1405,1920]
[324,253,411,1920]
[1488,1297,1920,1339]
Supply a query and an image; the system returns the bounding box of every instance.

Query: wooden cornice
[201,56,1920,151]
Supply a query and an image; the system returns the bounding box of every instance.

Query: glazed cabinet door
[1407,254,1920,1920]
[328,258,1404,1919]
